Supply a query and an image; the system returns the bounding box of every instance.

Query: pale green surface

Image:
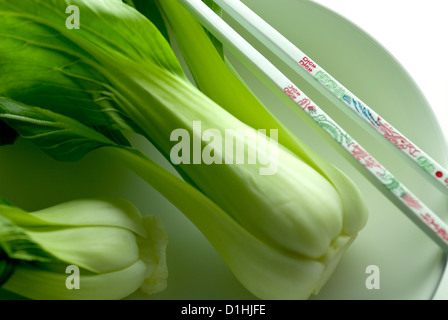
[0,0,447,300]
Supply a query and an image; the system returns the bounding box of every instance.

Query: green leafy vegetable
[0,0,368,299]
[0,197,168,300]
[144,0,370,236]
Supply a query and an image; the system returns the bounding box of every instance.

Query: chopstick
[179,0,448,253]
[214,0,448,196]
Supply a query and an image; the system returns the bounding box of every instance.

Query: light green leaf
[30,198,147,237]
[3,260,147,300]
[26,226,140,273]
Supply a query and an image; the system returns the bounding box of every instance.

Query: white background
[312,0,448,145]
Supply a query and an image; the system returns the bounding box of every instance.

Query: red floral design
[377,121,418,157]
[402,194,422,210]
[351,145,381,169]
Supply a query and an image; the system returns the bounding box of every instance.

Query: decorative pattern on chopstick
[284,82,448,245]
[303,55,448,190]
[215,0,448,193]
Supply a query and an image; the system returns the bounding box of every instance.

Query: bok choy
[0,0,368,299]
[0,197,168,300]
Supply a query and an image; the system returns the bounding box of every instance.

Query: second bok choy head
[0,198,168,300]
[0,0,368,299]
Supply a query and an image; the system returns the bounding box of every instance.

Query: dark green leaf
[0,120,18,146]
[0,97,117,162]
[0,248,17,287]
[202,0,224,58]
[124,0,170,42]
[0,199,13,207]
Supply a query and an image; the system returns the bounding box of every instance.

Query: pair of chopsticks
[179,0,448,253]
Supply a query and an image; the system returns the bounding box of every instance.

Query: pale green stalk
[156,0,369,234]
